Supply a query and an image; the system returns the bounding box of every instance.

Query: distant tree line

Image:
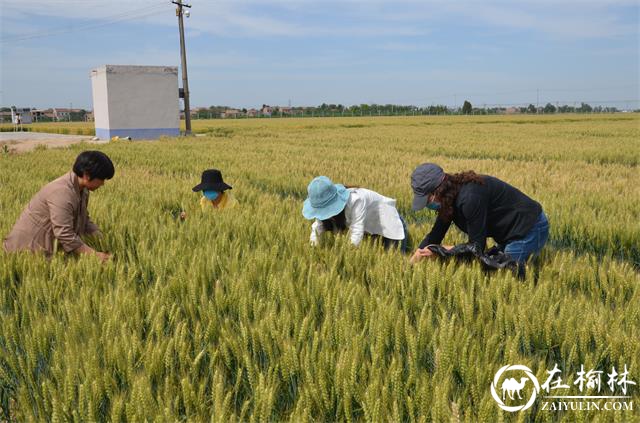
[2,101,632,125]
[188,101,629,119]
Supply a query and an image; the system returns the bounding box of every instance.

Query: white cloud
[2,0,637,40]
[443,2,638,39]
[1,0,637,107]
[375,41,441,52]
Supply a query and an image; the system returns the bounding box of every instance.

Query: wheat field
[1,114,639,422]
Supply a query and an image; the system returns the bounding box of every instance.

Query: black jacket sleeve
[418,216,452,249]
[460,193,489,251]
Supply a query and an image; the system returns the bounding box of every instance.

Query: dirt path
[0,132,108,153]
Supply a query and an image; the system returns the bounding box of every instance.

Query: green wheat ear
[0,114,638,421]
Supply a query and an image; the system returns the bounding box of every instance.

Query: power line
[409,85,640,105]
[454,99,639,108]
[1,3,167,43]
[2,6,167,43]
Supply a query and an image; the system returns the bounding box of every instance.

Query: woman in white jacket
[302,176,408,252]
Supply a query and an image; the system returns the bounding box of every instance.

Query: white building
[10,107,32,125]
[90,65,180,140]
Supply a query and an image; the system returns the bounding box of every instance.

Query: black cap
[411,163,445,210]
[192,169,232,192]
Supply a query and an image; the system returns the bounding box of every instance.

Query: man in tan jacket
[3,151,114,262]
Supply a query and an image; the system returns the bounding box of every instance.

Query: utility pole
[172,0,192,135]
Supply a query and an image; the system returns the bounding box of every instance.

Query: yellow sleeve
[200,192,236,211]
[221,192,237,209]
[200,196,210,211]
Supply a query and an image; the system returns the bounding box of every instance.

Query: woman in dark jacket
[409,163,549,265]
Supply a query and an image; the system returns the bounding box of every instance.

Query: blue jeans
[502,212,549,264]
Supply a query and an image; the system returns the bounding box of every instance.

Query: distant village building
[221,109,242,118]
[0,110,13,123]
[505,107,520,115]
[31,109,50,121]
[11,107,33,125]
[193,107,209,118]
[179,109,199,120]
[261,105,273,116]
[247,108,259,117]
[52,108,84,121]
[27,108,86,122]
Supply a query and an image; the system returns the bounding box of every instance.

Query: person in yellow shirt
[192,169,236,211]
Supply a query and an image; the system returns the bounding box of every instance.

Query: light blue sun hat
[302,176,350,220]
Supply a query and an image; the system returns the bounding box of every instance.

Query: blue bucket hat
[302,176,350,220]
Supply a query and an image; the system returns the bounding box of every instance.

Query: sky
[1,0,639,110]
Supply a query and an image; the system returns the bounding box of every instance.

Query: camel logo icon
[502,377,528,400]
[491,365,541,412]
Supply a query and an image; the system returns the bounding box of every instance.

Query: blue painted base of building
[95,128,180,140]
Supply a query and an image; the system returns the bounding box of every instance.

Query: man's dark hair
[73,151,115,180]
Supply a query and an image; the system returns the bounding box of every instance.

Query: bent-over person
[409,163,548,267]
[3,151,114,262]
